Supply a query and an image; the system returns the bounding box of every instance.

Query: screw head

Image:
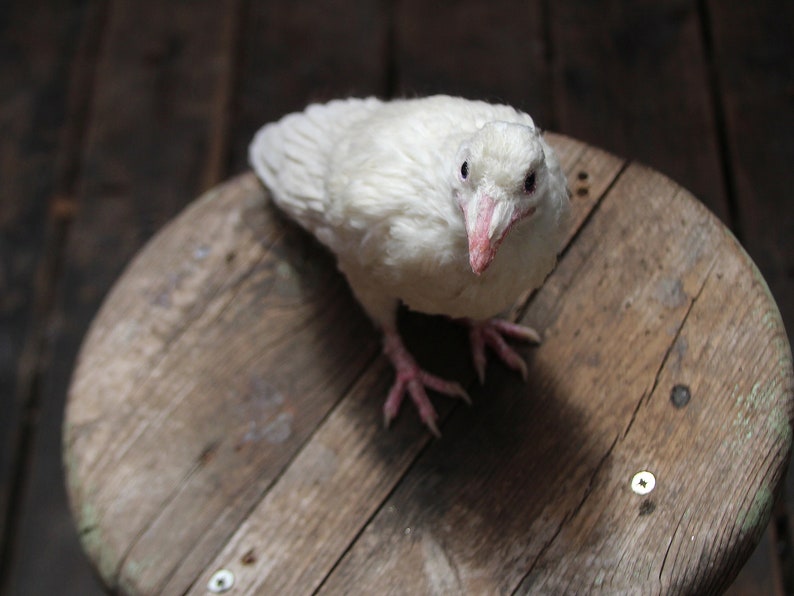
[631,471,656,495]
[670,384,691,408]
[208,569,234,593]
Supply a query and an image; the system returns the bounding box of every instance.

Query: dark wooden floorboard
[0,1,103,593]
[0,0,54,544]
[0,0,790,593]
[392,0,554,128]
[705,1,794,389]
[3,0,238,593]
[227,0,389,174]
[726,526,785,596]
[705,1,794,591]
[549,0,730,222]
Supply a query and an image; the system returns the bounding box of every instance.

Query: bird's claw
[382,329,470,436]
[468,318,540,383]
[418,370,471,405]
[383,370,470,437]
[488,318,542,344]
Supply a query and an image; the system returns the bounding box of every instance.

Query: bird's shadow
[373,313,601,564]
[362,300,602,575]
[252,192,602,567]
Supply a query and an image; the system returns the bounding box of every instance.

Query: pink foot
[382,328,470,436]
[467,318,541,383]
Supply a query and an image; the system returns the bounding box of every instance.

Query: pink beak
[464,195,537,275]
[466,194,498,275]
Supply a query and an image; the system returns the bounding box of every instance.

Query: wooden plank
[705,0,794,376]
[226,0,389,173]
[0,1,105,594]
[10,1,240,594]
[550,0,730,222]
[392,0,554,127]
[61,173,380,594]
[725,525,784,596]
[0,0,78,536]
[185,137,624,595]
[521,202,791,593]
[61,135,621,595]
[704,0,793,323]
[78,4,394,591]
[704,6,794,587]
[319,162,791,593]
[551,2,790,590]
[83,176,377,595]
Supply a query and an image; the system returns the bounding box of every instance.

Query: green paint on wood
[741,485,773,537]
[63,438,116,589]
[75,498,116,586]
[731,378,793,445]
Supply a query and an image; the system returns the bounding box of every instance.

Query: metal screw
[208,569,234,593]
[631,471,656,495]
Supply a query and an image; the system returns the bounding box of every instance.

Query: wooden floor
[0,1,791,594]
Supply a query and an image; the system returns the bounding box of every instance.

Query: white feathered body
[249,96,569,325]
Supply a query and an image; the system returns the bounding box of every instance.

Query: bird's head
[454,121,552,275]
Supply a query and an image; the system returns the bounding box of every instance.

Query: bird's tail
[249,97,381,233]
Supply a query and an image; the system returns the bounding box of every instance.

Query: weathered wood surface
[2,1,243,593]
[3,1,793,594]
[62,134,793,594]
[0,2,105,592]
[548,0,730,222]
[707,3,794,558]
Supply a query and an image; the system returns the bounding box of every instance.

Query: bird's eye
[524,172,536,193]
[460,161,469,180]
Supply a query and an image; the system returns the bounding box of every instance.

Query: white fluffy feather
[250,95,569,326]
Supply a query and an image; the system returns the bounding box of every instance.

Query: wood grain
[227,0,389,173]
[0,0,87,536]
[0,2,106,593]
[393,0,554,126]
[184,136,623,596]
[11,1,241,594]
[64,135,792,594]
[705,4,794,586]
[707,3,794,371]
[549,0,730,223]
[320,160,791,594]
[3,2,791,594]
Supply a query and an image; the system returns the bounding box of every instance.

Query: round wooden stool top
[64,134,793,594]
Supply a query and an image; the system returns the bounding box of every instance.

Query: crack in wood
[80,230,279,484]
[115,438,223,588]
[622,258,717,442]
[514,151,628,324]
[659,508,689,584]
[173,348,383,596]
[110,254,373,590]
[514,432,622,594]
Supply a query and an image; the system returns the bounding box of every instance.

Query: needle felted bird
[249,95,570,436]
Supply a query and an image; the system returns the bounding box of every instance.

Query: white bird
[250,95,570,436]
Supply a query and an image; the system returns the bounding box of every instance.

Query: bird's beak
[464,194,537,275]
[465,193,499,275]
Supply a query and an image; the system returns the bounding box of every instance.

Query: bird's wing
[248,97,382,235]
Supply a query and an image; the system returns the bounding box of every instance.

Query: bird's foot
[467,318,541,384]
[382,329,470,437]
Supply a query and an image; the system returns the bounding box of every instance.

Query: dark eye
[524,172,536,193]
[460,161,469,180]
